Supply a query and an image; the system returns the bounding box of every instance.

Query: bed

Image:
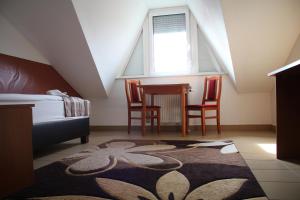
[0,94,90,150]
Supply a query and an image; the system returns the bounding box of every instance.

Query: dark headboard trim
[0,53,80,97]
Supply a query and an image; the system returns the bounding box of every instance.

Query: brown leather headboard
[0,53,80,97]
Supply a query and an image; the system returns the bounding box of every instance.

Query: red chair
[186,76,222,135]
[125,79,160,134]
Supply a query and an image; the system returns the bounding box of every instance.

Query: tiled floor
[34,130,300,200]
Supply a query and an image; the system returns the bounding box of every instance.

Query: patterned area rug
[8,140,268,200]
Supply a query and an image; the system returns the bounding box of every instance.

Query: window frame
[147,7,191,76]
[118,6,225,79]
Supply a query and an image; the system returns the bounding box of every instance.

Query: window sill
[116,72,226,80]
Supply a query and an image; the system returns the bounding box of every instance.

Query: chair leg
[157,109,160,134]
[186,109,189,134]
[217,109,221,134]
[151,94,154,132]
[128,111,131,134]
[151,110,154,132]
[201,108,206,136]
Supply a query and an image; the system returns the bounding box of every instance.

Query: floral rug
[8,140,268,200]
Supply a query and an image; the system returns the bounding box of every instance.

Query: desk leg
[181,90,186,136]
[150,95,154,132]
[142,93,146,136]
[185,92,189,134]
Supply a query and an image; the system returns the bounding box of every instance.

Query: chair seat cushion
[131,105,160,110]
[186,104,217,110]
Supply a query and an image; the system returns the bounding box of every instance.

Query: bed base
[80,135,89,144]
[32,117,89,150]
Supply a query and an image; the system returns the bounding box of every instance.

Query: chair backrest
[202,76,222,105]
[125,79,142,106]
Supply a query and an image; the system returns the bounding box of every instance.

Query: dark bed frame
[32,117,90,150]
[0,54,90,151]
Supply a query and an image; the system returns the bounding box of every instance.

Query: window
[120,7,223,78]
[149,8,191,75]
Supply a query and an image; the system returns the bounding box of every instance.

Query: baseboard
[90,124,275,132]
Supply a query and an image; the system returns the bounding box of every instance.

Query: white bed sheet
[0,93,65,123]
[34,116,89,125]
[0,93,63,101]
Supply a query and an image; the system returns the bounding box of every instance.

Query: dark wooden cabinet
[0,104,34,198]
[269,60,300,159]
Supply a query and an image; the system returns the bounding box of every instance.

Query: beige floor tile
[52,144,96,156]
[252,170,300,182]
[235,144,268,154]
[33,130,277,163]
[240,152,276,160]
[34,152,69,161]
[259,181,300,200]
[245,160,288,170]
[280,160,300,170]
[33,160,54,170]
[290,170,300,178]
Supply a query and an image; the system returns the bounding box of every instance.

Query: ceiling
[0,0,299,97]
[145,0,187,9]
[221,0,300,92]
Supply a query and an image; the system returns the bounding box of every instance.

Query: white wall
[270,85,276,126]
[72,0,148,96]
[287,34,300,63]
[123,33,144,76]
[0,14,49,64]
[197,27,220,72]
[89,75,271,126]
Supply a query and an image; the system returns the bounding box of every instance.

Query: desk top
[140,83,190,87]
[139,83,191,94]
[268,59,300,76]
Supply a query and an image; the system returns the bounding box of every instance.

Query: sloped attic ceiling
[187,0,236,84]
[0,0,105,98]
[145,0,187,9]
[221,0,300,92]
[71,0,148,96]
[0,0,236,97]
[6,0,296,95]
[0,0,149,97]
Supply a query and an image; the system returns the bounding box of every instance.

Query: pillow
[46,89,69,97]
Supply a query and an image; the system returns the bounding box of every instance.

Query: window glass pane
[152,13,190,75]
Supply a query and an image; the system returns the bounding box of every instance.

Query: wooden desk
[0,104,34,198]
[268,60,300,159]
[140,83,190,136]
